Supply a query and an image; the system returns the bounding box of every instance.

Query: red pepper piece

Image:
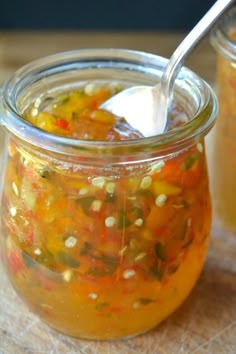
[229,79,236,90]
[8,252,24,274]
[109,305,123,313]
[55,119,70,130]
[92,100,99,109]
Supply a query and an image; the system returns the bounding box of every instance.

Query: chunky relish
[1,82,212,339]
[23,83,188,140]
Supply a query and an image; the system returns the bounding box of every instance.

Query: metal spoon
[101,0,234,137]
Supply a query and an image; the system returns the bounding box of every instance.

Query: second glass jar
[211,7,236,232]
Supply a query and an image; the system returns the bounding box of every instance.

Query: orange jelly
[211,13,236,231]
[0,50,216,340]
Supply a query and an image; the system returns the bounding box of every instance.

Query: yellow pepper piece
[89,109,116,125]
[35,112,56,131]
[152,181,181,196]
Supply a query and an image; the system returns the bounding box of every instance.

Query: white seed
[12,182,19,196]
[106,182,116,194]
[134,218,143,227]
[22,157,29,166]
[128,196,136,201]
[46,195,55,207]
[91,200,102,212]
[140,176,152,189]
[79,188,88,196]
[65,236,77,248]
[197,143,203,153]
[20,216,29,226]
[10,207,17,217]
[41,303,53,311]
[122,269,136,279]
[187,218,192,227]
[63,270,73,282]
[109,82,120,90]
[133,301,141,309]
[31,108,38,117]
[134,252,147,262]
[84,83,98,96]
[129,239,136,249]
[34,248,42,256]
[34,97,42,108]
[150,160,165,173]
[172,204,185,209]
[92,177,105,188]
[118,245,127,256]
[88,293,98,300]
[105,216,116,228]
[155,194,167,207]
[174,113,188,124]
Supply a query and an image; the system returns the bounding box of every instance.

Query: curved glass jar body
[211,7,236,231]
[0,49,217,340]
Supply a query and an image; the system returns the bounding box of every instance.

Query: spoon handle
[160,0,234,105]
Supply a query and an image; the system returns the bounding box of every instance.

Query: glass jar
[211,7,236,232]
[0,49,217,340]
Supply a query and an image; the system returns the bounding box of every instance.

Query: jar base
[40,317,160,341]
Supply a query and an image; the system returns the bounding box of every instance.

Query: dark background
[0,0,215,30]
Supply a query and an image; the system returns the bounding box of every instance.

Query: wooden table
[0,31,235,354]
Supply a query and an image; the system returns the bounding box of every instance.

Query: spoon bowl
[101,0,234,137]
[101,85,165,137]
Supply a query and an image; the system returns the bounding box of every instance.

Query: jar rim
[211,6,236,60]
[0,48,217,160]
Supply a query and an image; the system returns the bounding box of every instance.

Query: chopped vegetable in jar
[1,81,212,339]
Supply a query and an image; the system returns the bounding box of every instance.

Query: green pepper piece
[92,254,119,275]
[96,302,109,311]
[182,238,193,249]
[76,196,96,215]
[87,267,110,277]
[154,242,166,262]
[182,154,198,170]
[35,166,52,178]
[139,298,155,305]
[36,250,55,268]
[118,209,132,229]
[54,93,70,106]
[130,207,144,219]
[137,189,155,201]
[79,242,93,256]
[22,251,37,269]
[104,193,117,203]
[56,251,80,268]
[149,266,164,281]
